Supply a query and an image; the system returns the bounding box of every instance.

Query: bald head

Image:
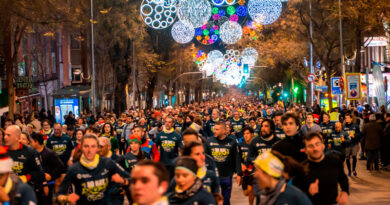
[4,125,22,149]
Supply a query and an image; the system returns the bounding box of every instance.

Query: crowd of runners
[1,93,390,205]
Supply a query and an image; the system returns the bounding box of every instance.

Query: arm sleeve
[152,144,160,162]
[247,141,256,164]
[29,151,46,185]
[50,151,66,179]
[57,169,74,196]
[233,142,243,176]
[210,172,220,193]
[110,159,130,179]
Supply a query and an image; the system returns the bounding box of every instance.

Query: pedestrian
[362,114,382,171]
[100,123,120,154]
[239,126,256,205]
[167,157,216,205]
[328,122,350,162]
[253,151,312,205]
[205,109,221,138]
[303,132,349,205]
[132,125,160,161]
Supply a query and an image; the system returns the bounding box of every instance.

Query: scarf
[174,178,203,200]
[197,166,207,179]
[163,128,174,134]
[80,154,100,170]
[260,178,286,205]
[4,177,12,194]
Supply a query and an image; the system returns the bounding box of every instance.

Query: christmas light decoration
[140,0,178,29]
[177,0,212,28]
[220,21,243,44]
[241,47,258,65]
[171,21,195,44]
[248,0,282,25]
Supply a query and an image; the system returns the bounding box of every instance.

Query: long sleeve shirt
[155,131,182,166]
[46,134,74,165]
[57,157,129,205]
[206,136,242,178]
[303,154,349,205]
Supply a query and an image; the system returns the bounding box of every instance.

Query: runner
[0,146,37,205]
[57,134,130,204]
[238,126,255,205]
[130,160,169,205]
[303,133,349,205]
[167,157,216,205]
[253,151,312,205]
[329,122,350,163]
[205,121,242,205]
[343,113,361,176]
[46,123,74,167]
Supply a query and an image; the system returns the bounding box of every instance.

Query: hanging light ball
[220,21,243,44]
[171,21,195,44]
[177,0,212,28]
[248,0,282,25]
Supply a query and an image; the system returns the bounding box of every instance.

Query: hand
[45,173,52,181]
[111,173,124,184]
[308,179,319,196]
[43,186,49,196]
[67,160,73,167]
[68,193,80,204]
[336,191,349,205]
[328,144,331,149]
[236,176,242,186]
[241,164,247,172]
[0,186,10,202]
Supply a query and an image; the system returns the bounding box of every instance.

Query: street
[230,160,390,205]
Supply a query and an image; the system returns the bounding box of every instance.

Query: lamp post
[339,0,346,104]
[309,0,314,106]
[90,0,96,115]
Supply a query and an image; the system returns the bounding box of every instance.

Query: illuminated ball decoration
[140,0,178,29]
[177,0,212,28]
[171,21,195,44]
[195,22,219,45]
[211,0,237,7]
[207,50,224,64]
[241,47,258,65]
[248,0,282,25]
[220,21,243,44]
[193,50,207,67]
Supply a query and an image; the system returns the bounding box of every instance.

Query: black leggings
[346,156,357,172]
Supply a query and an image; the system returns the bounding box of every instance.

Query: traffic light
[283,93,288,97]
[293,87,298,94]
[243,64,249,74]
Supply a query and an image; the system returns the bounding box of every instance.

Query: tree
[0,0,81,119]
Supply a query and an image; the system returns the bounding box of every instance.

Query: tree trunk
[146,74,157,109]
[354,17,363,73]
[4,18,15,120]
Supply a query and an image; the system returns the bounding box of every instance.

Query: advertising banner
[54,98,79,124]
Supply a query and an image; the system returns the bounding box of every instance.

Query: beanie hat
[0,146,14,174]
[154,112,161,116]
[253,151,284,178]
[175,157,198,177]
[128,135,141,144]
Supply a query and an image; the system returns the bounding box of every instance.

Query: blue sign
[331,77,342,95]
[54,98,80,124]
[316,61,321,69]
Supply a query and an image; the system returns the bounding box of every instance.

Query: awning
[51,85,91,98]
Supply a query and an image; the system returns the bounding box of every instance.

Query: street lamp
[90,0,96,115]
